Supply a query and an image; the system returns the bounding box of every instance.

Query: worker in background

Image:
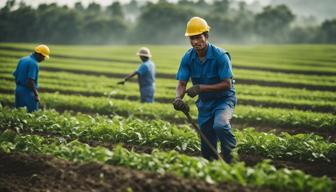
[173,17,237,163]
[118,47,156,103]
[13,44,50,112]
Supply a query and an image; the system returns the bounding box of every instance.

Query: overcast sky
[0,0,270,8]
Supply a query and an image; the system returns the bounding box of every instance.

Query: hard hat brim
[39,52,49,59]
[185,31,203,37]
[185,29,210,37]
[136,53,152,58]
[35,51,50,59]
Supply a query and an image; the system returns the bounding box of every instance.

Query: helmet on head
[185,17,210,37]
[136,47,152,58]
[35,44,50,59]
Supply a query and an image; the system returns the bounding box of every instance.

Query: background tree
[74,1,84,12]
[131,2,193,44]
[107,2,124,20]
[0,0,335,44]
[320,19,336,43]
[255,4,295,42]
[212,0,230,16]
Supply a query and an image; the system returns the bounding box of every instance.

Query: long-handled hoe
[182,111,224,162]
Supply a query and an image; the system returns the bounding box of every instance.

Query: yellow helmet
[34,44,50,59]
[185,17,210,37]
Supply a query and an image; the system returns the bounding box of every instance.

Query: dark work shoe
[221,153,232,164]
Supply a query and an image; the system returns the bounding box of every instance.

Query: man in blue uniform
[13,44,50,113]
[118,47,156,103]
[173,17,237,163]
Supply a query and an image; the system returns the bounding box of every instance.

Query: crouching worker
[118,47,156,103]
[13,44,50,113]
[173,17,237,163]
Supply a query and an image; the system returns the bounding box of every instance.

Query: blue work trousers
[140,86,154,103]
[200,105,236,163]
[15,85,38,113]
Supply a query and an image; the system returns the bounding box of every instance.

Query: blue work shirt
[137,60,155,88]
[13,54,39,88]
[176,43,237,126]
[13,54,39,112]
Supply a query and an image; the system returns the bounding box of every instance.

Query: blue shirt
[176,43,236,126]
[137,60,155,88]
[13,54,39,88]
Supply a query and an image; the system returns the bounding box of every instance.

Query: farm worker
[117,47,156,103]
[172,17,237,163]
[13,44,50,113]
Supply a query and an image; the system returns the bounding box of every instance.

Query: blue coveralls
[137,60,155,103]
[176,43,237,162]
[13,54,39,113]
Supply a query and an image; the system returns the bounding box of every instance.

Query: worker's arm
[173,80,189,112]
[176,80,187,99]
[124,71,138,81]
[186,79,232,98]
[117,71,138,84]
[27,78,40,102]
[200,79,232,92]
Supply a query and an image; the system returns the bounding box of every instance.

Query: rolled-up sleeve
[27,62,38,80]
[176,54,190,81]
[217,53,233,80]
[137,64,148,76]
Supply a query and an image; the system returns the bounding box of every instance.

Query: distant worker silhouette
[13,44,50,112]
[118,47,156,103]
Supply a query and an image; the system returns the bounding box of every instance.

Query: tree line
[0,0,335,44]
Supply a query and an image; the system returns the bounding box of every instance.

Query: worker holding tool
[173,17,237,163]
[13,44,50,113]
[117,47,156,103]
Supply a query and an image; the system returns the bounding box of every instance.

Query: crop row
[2,67,334,93]
[1,107,335,165]
[1,66,335,103]
[1,79,335,114]
[0,130,335,192]
[2,51,336,81]
[1,92,336,133]
[1,44,336,74]
[2,64,336,102]
[1,52,336,89]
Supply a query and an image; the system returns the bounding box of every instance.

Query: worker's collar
[191,43,215,61]
[142,59,150,64]
[30,53,38,62]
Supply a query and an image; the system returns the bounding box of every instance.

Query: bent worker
[13,44,50,113]
[173,17,237,163]
[118,47,156,103]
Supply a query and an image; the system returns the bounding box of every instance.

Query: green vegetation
[1,43,335,190]
[1,131,335,192]
[1,107,335,164]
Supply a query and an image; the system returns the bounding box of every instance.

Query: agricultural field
[0,43,336,191]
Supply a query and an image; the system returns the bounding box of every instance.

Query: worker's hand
[186,85,200,98]
[35,95,40,102]
[117,80,125,85]
[172,97,189,113]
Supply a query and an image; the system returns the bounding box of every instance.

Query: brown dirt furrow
[1,128,335,180]
[239,153,336,180]
[0,152,260,192]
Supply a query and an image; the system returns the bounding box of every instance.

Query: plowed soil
[0,152,263,192]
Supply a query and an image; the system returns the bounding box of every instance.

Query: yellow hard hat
[136,47,152,58]
[185,17,210,37]
[34,44,50,59]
